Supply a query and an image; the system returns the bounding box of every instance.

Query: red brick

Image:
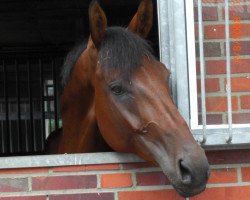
[208,168,237,184]
[206,59,250,75]
[196,61,200,75]
[119,190,183,200]
[198,114,223,125]
[49,193,114,200]
[0,197,45,200]
[230,41,250,56]
[204,25,225,39]
[206,60,226,75]
[241,167,250,182]
[232,113,250,124]
[53,164,120,172]
[195,24,199,40]
[241,95,250,109]
[230,77,250,92]
[136,172,170,186]
[207,149,250,165]
[223,5,250,20]
[205,96,238,112]
[122,162,155,170]
[232,59,250,73]
[204,24,250,39]
[231,24,250,39]
[194,7,218,21]
[196,42,221,57]
[101,173,132,188]
[0,178,28,192]
[197,78,220,93]
[191,186,250,200]
[32,175,96,191]
[0,168,48,175]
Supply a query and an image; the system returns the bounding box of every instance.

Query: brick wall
[1,150,250,200]
[195,0,250,125]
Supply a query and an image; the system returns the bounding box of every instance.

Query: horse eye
[110,85,125,96]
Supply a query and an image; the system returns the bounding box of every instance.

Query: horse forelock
[99,27,154,79]
[61,26,154,88]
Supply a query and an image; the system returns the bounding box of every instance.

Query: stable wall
[1,150,250,200]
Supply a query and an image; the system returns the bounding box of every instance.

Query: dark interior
[0,0,159,156]
[0,0,159,54]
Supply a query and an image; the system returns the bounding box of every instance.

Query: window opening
[0,0,159,156]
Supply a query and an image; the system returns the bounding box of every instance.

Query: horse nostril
[179,160,192,185]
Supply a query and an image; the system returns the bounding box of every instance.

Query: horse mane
[61,40,87,87]
[61,26,154,87]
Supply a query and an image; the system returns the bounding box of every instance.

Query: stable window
[0,0,158,165]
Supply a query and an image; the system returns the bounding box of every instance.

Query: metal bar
[0,152,144,169]
[15,59,21,152]
[173,0,190,124]
[2,61,7,153]
[3,60,10,153]
[39,58,45,150]
[197,0,207,144]
[157,0,171,68]
[168,0,177,104]
[48,101,52,133]
[52,58,59,132]
[225,0,233,144]
[27,60,34,152]
[24,103,29,152]
[157,0,178,103]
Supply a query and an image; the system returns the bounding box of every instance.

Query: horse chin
[172,181,207,197]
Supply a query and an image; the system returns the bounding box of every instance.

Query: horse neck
[60,49,98,153]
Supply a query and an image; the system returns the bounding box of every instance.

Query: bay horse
[46,0,209,197]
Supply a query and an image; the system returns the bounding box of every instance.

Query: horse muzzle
[159,144,210,197]
[173,157,210,197]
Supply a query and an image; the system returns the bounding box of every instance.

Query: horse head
[87,0,210,197]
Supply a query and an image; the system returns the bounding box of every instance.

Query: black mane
[61,41,87,87]
[61,27,154,87]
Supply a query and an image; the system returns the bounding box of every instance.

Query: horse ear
[127,0,153,38]
[89,0,107,49]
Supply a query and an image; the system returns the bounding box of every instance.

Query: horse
[45,0,210,197]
